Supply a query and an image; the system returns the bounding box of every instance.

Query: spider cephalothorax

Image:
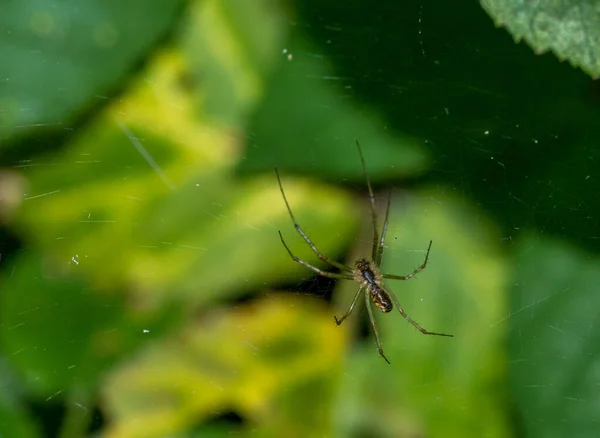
[275,141,452,364]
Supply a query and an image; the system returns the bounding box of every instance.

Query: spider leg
[355,141,380,263]
[334,285,365,325]
[364,290,390,364]
[376,188,392,266]
[275,168,353,273]
[381,241,432,280]
[384,284,453,337]
[278,232,352,279]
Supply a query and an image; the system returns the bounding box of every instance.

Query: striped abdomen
[369,285,393,313]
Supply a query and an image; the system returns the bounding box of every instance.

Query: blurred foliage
[239,39,430,180]
[334,193,508,438]
[0,0,186,141]
[509,235,600,438]
[102,295,345,438]
[0,0,599,438]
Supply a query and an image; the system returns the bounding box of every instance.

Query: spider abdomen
[369,286,393,313]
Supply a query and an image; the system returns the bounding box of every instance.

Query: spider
[275,141,452,364]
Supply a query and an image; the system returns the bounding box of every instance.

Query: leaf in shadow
[509,234,600,437]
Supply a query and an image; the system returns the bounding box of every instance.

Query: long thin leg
[279,232,352,279]
[384,285,453,337]
[355,141,380,262]
[275,168,353,273]
[376,188,392,266]
[334,285,365,325]
[381,241,432,280]
[364,290,391,364]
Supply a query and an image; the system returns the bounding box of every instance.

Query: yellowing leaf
[102,295,346,438]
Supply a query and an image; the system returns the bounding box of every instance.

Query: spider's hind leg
[384,284,453,338]
[364,290,391,364]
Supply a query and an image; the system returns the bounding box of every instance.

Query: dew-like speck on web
[69,254,87,265]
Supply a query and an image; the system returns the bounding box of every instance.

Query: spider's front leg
[278,231,350,280]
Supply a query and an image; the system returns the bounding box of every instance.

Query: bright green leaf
[182,0,288,127]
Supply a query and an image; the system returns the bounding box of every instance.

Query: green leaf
[334,189,510,438]
[0,364,39,438]
[0,252,175,397]
[0,0,185,143]
[509,235,600,437]
[182,0,288,127]
[481,0,600,78]
[241,43,429,181]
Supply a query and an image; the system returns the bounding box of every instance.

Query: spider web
[1,0,599,437]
